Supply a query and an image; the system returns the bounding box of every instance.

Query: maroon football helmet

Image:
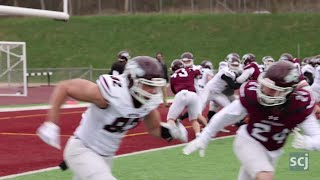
[242,53,256,66]
[124,56,166,104]
[200,60,213,70]
[171,59,184,72]
[257,60,300,106]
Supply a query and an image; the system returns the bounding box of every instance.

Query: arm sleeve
[221,74,242,89]
[298,113,320,150]
[198,100,247,144]
[236,68,254,83]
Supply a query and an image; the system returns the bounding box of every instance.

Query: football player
[236,53,261,83]
[177,60,214,125]
[183,60,320,180]
[109,50,130,75]
[200,56,242,122]
[261,56,275,72]
[168,59,206,138]
[37,56,188,180]
[302,55,320,86]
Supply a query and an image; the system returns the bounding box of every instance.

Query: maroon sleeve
[239,80,259,109]
[195,69,202,77]
[244,63,260,80]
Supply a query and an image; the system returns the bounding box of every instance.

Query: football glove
[37,121,61,149]
[292,128,312,150]
[183,138,207,157]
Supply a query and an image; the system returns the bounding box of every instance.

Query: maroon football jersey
[244,63,260,80]
[239,80,315,151]
[170,67,201,94]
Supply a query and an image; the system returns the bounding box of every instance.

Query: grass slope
[8,136,320,180]
[0,13,319,68]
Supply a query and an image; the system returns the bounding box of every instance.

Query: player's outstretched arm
[37,79,108,149]
[293,113,320,150]
[183,100,247,157]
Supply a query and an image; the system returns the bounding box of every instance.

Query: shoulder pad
[96,75,128,100]
[193,65,201,70]
[301,64,315,74]
[239,80,259,107]
[244,63,255,70]
[202,68,214,76]
[289,88,315,115]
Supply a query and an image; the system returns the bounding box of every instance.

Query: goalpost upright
[0,41,27,96]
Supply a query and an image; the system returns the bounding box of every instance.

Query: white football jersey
[74,74,161,156]
[195,68,214,94]
[205,68,236,94]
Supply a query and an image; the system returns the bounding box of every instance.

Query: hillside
[0,13,319,68]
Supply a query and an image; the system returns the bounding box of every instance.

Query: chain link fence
[1,0,320,15]
[26,67,109,86]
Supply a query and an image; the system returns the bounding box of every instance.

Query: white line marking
[0,135,234,179]
[0,100,174,112]
[0,103,90,112]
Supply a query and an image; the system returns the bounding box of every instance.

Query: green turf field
[7,135,320,180]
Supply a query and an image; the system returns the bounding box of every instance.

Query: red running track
[0,105,236,177]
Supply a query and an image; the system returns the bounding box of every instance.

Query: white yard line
[0,103,90,112]
[0,135,234,179]
[0,99,174,112]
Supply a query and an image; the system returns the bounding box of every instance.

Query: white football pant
[64,136,117,180]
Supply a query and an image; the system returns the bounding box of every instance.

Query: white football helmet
[227,56,241,73]
[262,56,275,71]
[123,56,166,104]
[180,52,194,67]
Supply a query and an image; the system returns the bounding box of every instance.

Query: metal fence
[1,0,320,15]
[26,67,110,86]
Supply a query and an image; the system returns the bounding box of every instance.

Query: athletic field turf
[4,136,320,180]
